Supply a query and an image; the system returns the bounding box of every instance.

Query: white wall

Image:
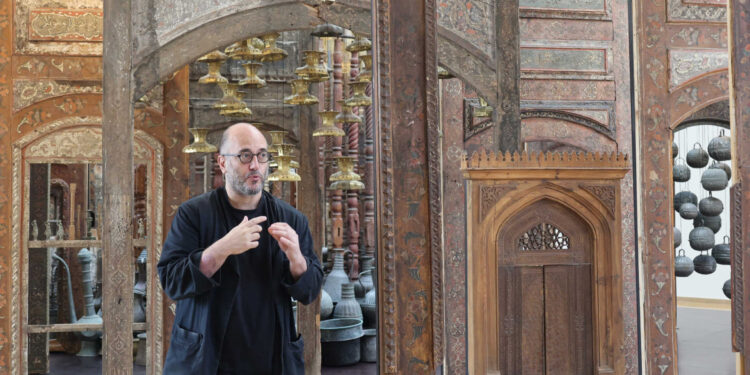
[674,124,731,300]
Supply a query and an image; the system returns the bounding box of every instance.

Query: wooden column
[374,0,442,372]
[103,0,135,373]
[730,0,750,369]
[0,0,12,372]
[347,52,361,279]
[363,84,376,261]
[495,0,521,152]
[331,39,346,267]
[160,66,191,363]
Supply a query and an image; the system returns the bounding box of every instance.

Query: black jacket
[158,188,323,374]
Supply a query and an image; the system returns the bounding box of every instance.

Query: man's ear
[217,154,227,174]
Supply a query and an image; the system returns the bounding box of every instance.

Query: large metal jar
[708,130,731,161]
[674,191,698,212]
[689,226,715,250]
[673,162,690,182]
[674,249,694,277]
[712,235,731,265]
[320,289,334,320]
[698,196,723,216]
[724,279,731,299]
[709,161,732,181]
[674,227,682,248]
[320,318,364,366]
[333,283,363,320]
[701,168,728,191]
[693,253,717,275]
[694,213,721,233]
[678,203,698,220]
[686,143,709,168]
[672,142,679,158]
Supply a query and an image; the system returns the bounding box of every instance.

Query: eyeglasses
[221,150,272,164]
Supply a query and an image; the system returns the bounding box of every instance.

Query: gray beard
[227,170,266,196]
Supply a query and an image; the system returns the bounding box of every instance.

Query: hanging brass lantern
[284,79,319,105]
[268,155,301,181]
[226,39,263,61]
[268,130,287,155]
[346,34,372,53]
[438,66,455,79]
[474,97,493,118]
[296,51,329,82]
[239,62,267,88]
[314,111,346,137]
[260,32,288,62]
[345,81,372,107]
[214,82,246,111]
[329,156,364,190]
[183,128,218,153]
[334,100,362,124]
[220,88,252,117]
[197,50,229,84]
[357,54,372,83]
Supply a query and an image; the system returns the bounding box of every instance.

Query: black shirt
[218,194,281,374]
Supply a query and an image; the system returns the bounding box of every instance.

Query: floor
[676,306,736,375]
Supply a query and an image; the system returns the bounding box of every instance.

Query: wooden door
[497,199,594,374]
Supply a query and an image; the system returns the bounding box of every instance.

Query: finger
[247,241,259,249]
[241,216,249,223]
[248,216,267,225]
[247,224,263,234]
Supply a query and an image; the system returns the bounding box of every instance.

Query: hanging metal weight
[686,142,709,168]
[698,195,723,216]
[693,252,717,275]
[674,227,682,248]
[709,161,732,181]
[672,141,679,159]
[694,213,721,233]
[674,191,698,212]
[675,249,694,277]
[689,226,715,250]
[673,157,690,182]
[708,129,731,161]
[679,202,699,220]
[712,235,731,265]
[724,279,731,299]
[701,168,728,191]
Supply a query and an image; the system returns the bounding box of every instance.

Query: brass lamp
[345,34,372,53]
[284,79,319,105]
[183,128,218,153]
[334,101,362,124]
[227,39,263,61]
[220,89,252,117]
[268,155,301,181]
[197,50,228,84]
[260,33,288,62]
[357,54,372,82]
[313,111,346,137]
[268,133,300,169]
[329,156,364,190]
[214,83,246,111]
[239,62,267,88]
[295,51,329,82]
[345,81,372,107]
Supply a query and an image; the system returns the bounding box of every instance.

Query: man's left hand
[268,222,307,279]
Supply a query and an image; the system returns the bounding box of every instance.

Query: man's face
[221,127,269,197]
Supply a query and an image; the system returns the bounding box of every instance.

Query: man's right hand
[199,216,267,277]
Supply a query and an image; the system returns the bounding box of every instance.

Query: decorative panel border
[28,9,103,42]
[519,0,612,20]
[0,0,12,372]
[521,47,609,75]
[668,48,728,91]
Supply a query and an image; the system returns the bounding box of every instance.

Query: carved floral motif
[13,79,101,111]
[668,0,726,22]
[669,49,728,90]
[480,185,516,218]
[25,127,150,160]
[29,9,103,41]
[581,184,616,216]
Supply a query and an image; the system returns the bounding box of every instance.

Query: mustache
[244,171,263,179]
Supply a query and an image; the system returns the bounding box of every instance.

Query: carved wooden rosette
[462,150,629,374]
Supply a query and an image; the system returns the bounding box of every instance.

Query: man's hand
[268,222,307,280]
[200,216,267,277]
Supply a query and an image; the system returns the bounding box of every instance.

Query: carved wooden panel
[14,0,103,56]
[498,266,544,374]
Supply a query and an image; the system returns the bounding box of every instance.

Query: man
[158,123,323,374]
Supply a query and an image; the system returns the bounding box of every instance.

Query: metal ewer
[709,161,732,181]
[674,249,694,277]
[686,142,709,168]
[712,235,731,265]
[333,283,363,320]
[693,252,717,275]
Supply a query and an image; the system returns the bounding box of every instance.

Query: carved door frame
[10,120,164,374]
[463,151,629,374]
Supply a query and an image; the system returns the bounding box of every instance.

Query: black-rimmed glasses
[221,150,272,164]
